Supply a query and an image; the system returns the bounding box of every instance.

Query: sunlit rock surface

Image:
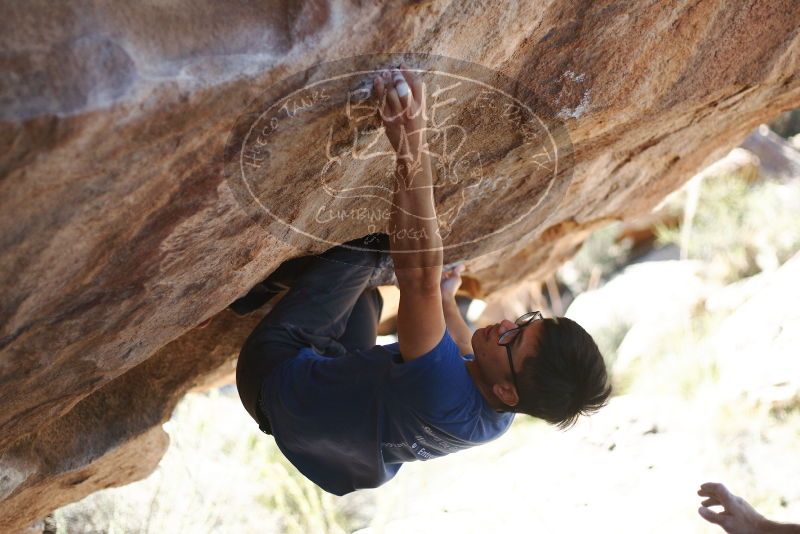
[2,0,800,529]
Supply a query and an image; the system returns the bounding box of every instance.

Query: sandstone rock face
[2,0,800,530]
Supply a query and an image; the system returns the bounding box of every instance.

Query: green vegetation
[655,172,800,283]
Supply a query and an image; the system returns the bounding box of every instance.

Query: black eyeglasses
[497,311,543,401]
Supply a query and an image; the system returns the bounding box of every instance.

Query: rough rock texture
[2,0,800,530]
[0,307,267,532]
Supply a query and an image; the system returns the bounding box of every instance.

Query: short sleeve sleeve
[387,329,476,418]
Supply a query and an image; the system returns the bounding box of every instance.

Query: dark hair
[510,316,612,429]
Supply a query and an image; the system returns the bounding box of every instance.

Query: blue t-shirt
[260,329,515,496]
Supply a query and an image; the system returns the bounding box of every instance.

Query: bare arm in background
[698,482,800,534]
[373,64,445,362]
[440,264,473,356]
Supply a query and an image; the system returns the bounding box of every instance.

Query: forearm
[762,520,800,533]
[388,151,443,279]
[442,297,473,353]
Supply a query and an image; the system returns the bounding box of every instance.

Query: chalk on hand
[396,82,410,97]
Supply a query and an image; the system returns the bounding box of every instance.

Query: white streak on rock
[558,89,592,120]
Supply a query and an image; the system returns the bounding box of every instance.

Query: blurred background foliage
[655,172,800,283]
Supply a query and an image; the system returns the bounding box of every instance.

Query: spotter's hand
[697,482,770,533]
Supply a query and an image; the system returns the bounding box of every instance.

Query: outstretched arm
[374,65,442,275]
[374,64,445,362]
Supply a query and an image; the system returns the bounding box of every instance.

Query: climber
[234,64,612,496]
